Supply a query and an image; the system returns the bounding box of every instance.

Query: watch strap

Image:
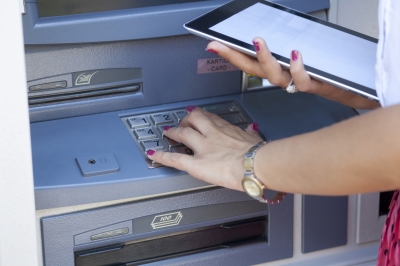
[243,141,287,204]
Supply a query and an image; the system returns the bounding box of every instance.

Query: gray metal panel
[239,89,357,141]
[22,0,329,45]
[26,35,242,122]
[41,188,294,266]
[302,195,348,253]
[32,89,357,209]
[356,192,386,244]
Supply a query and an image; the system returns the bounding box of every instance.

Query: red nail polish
[253,41,260,52]
[163,126,171,131]
[186,106,196,112]
[147,149,155,156]
[291,50,299,61]
[252,122,259,132]
[206,49,218,55]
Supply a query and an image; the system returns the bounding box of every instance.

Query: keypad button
[237,124,249,131]
[150,112,174,125]
[171,146,194,156]
[133,127,157,140]
[163,137,183,150]
[220,114,247,125]
[151,160,163,167]
[140,139,164,151]
[203,102,239,115]
[173,110,187,123]
[157,124,176,136]
[127,116,150,128]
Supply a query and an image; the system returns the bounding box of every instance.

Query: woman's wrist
[243,141,286,204]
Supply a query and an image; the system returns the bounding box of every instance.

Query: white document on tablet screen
[210,3,377,91]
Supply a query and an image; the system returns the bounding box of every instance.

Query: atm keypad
[121,101,255,169]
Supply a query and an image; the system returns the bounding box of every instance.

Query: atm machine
[9,0,382,265]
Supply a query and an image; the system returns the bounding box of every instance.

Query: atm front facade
[22,0,381,265]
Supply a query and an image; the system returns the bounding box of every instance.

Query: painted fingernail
[147,149,155,156]
[252,122,259,132]
[163,126,171,131]
[253,41,260,52]
[291,50,299,61]
[186,106,196,112]
[206,49,218,55]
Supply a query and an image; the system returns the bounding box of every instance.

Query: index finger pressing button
[157,124,176,136]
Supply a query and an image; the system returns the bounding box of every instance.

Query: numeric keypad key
[150,112,173,125]
[140,139,164,152]
[133,127,157,140]
[127,116,150,128]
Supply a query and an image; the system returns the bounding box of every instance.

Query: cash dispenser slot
[75,216,267,266]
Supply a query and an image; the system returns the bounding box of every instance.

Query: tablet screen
[209,3,377,92]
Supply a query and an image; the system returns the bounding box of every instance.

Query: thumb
[289,50,313,93]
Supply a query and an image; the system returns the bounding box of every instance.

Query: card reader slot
[28,84,140,105]
[75,216,267,266]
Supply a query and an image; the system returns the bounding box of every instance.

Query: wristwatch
[242,141,286,204]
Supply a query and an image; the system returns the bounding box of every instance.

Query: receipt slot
[21,0,356,265]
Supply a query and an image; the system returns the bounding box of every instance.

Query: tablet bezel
[184,0,378,101]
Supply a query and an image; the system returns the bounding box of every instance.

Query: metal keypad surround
[121,101,255,169]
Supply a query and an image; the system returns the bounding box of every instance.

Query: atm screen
[38,0,211,17]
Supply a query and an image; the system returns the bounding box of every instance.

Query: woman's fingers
[162,125,205,151]
[252,37,292,87]
[178,107,218,136]
[206,41,265,77]
[179,107,230,130]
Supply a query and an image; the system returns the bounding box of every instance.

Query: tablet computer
[184,0,378,101]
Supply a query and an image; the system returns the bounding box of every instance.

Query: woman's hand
[206,37,380,110]
[147,106,263,191]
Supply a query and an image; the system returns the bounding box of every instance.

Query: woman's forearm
[255,104,400,195]
[313,82,381,110]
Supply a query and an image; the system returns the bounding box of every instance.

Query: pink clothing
[377,190,400,265]
[375,0,400,264]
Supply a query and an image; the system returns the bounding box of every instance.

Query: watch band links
[243,141,286,204]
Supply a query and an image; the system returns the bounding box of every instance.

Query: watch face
[243,180,261,197]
